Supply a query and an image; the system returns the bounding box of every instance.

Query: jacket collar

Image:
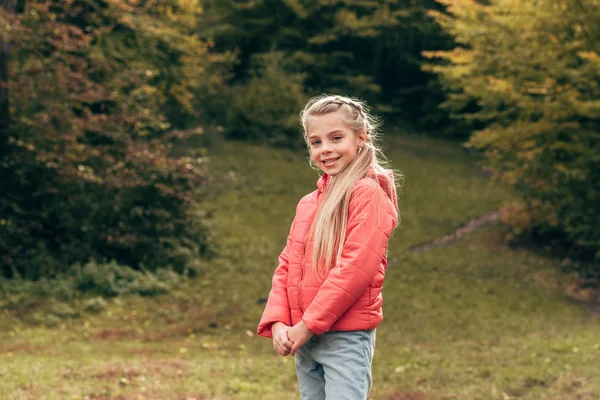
[317,173,331,195]
[315,166,397,212]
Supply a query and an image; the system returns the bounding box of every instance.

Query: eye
[310,140,321,146]
[332,136,342,141]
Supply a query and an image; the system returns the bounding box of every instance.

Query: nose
[321,141,332,154]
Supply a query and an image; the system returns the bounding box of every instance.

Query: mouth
[321,157,340,167]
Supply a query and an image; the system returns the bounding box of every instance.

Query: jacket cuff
[302,316,327,336]
[257,306,291,338]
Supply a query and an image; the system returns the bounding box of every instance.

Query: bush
[0,260,185,307]
[74,260,180,297]
[50,303,80,319]
[0,0,231,278]
[82,297,109,313]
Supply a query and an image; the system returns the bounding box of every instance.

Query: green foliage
[74,260,181,297]
[226,53,309,147]
[207,0,452,127]
[0,0,232,278]
[49,303,80,319]
[425,0,600,267]
[0,260,184,312]
[82,296,108,313]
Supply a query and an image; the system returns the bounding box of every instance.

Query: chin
[327,168,343,176]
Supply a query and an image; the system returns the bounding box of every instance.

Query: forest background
[1,0,600,399]
[1,0,598,280]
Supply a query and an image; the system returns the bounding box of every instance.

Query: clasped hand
[272,321,314,356]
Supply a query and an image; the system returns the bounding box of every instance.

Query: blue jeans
[295,329,376,400]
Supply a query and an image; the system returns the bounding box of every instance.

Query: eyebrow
[308,129,344,140]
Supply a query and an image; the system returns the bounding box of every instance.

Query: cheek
[309,148,319,161]
[346,146,358,159]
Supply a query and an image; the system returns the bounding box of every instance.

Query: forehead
[306,112,352,137]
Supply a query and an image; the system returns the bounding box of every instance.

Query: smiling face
[306,111,366,176]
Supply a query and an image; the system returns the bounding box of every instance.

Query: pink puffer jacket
[257,171,398,337]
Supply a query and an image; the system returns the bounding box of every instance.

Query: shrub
[0,0,231,278]
[74,260,179,297]
[82,297,108,313]
[0,260,184,317]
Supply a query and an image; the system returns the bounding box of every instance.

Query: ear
[358,132,367,147]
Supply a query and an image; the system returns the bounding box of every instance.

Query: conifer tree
[207,0,451,127]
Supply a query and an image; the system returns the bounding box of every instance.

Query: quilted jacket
[257,170,398,337]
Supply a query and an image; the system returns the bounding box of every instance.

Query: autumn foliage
[0,0,231,278]
[425,0,600,267]
[2,0,598,279]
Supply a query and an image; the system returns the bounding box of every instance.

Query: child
[257,94,400,399]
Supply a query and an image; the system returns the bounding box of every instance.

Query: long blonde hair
[300,94,401,281]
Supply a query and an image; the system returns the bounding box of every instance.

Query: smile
[322,157,340,166]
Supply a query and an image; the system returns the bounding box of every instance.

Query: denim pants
[295,329,376,400]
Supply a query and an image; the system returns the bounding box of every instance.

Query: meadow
[1,133,598,400]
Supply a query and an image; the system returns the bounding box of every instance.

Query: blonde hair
[300,94,400,281]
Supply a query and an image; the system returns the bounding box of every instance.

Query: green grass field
[1,133,598,400]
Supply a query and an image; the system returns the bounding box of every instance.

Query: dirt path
[400,209,600,320]
[406,210,501,254]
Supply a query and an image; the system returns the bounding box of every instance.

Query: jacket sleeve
[302,182,395,335]
[256,218,295,338]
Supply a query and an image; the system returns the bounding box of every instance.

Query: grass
[1,133,598,399]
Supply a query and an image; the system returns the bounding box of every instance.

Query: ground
[1,133,598,399]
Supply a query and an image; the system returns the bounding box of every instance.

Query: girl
[257,94,400,400]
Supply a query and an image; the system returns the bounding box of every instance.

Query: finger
[274,345,285,356]
[290,341,300,356]
[282,331,294,349]
[276,333,293,349]
[275,340,285,353]
[275,340,290,356]
[276,337,287,350]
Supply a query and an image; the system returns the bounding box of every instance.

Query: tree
[206,0,452,132]
[0,0,233,278]
[425,0,600,266]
